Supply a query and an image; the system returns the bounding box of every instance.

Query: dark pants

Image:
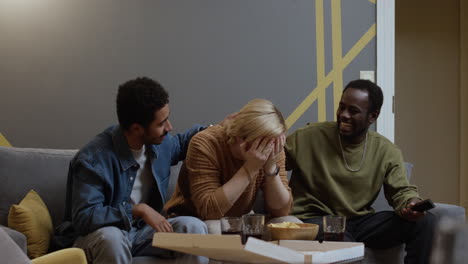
[303,211,436,264]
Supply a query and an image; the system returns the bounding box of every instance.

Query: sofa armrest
[31,248,87,264]
[0,226,31,264]
[431,203,466,222]
[0,225,27,254]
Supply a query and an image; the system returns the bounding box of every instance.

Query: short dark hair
[116,77,169,130]
[343,79,383,115]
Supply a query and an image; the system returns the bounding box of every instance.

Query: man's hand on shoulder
[400,197,425,221]
[132,203,173,232]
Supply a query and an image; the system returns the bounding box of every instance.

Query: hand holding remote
[411,199,435,212]
[400,198,431,221]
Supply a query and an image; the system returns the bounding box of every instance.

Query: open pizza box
[153,233,364,263]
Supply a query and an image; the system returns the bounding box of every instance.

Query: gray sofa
[0,146,466,264]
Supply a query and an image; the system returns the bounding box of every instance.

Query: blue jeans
[73,216,208,264]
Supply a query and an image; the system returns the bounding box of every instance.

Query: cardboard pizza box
[153,233,364,263]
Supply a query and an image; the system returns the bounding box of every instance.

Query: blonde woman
[165,99,299,225]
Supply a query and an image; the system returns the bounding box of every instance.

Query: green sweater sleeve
[285,131,298,171]
[382,147,421,214]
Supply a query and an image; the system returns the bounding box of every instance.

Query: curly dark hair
[116,77,169,130]
[343,79,383,115]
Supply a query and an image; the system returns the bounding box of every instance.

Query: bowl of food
[268,222,319,241]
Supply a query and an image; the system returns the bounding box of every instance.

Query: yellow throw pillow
[8,189,53,259]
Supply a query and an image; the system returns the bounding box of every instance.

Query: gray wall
[0,0,375,149]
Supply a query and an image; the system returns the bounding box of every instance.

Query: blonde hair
[225,99,287,144]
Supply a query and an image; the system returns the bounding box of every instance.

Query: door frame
[376,0,395,142]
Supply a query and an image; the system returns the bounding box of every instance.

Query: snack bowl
[268,223,319,241]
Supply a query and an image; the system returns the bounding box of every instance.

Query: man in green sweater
[285,79,435,264]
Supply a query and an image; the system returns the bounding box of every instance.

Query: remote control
[411,199,435,212]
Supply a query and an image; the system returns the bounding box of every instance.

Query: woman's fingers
[249,137,261,151]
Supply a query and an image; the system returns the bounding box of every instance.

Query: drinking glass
[242,214,265,244]
[323,215,346,241]
[220,217,243,236]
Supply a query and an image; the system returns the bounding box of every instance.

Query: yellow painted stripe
[0,133,12,147]
[286,71,334,128]
[331,0,343,120]
[286,24,376,128]
[316,0,326,122]
[342,24,376,68]
[369,0,376,4]
[317,87,327,122]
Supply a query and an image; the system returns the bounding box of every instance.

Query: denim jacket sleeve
[70,158,132,236]
[169,124,206,165]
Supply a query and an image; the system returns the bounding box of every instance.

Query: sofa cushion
[8,190,53,258]
[0,147,76,227]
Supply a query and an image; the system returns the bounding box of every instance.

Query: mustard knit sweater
[164,125,292,220]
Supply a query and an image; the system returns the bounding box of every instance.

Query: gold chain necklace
[337,132,368,172]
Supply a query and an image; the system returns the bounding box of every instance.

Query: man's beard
[144,130,168,145]
[340,126,368,143]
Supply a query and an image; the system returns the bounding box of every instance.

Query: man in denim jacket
[61,77,208,263]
